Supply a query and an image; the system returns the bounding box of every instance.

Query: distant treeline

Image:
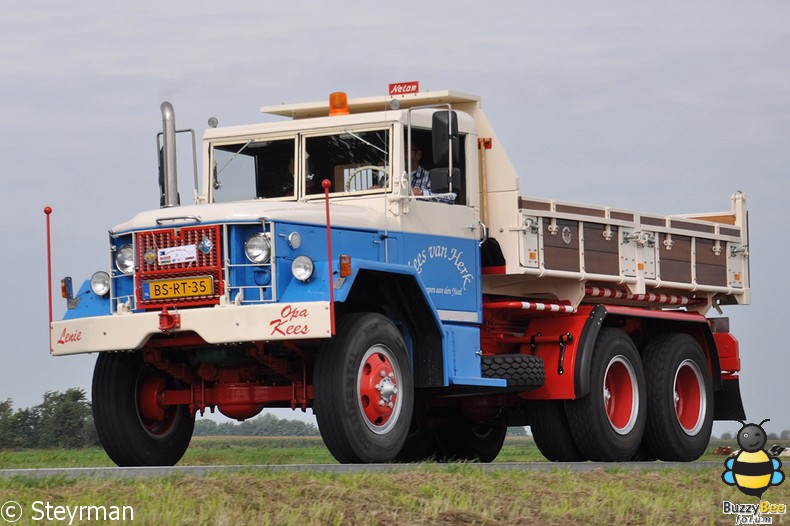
[0,389,322,448]
[194,413,319,436]
[0,388,99,449]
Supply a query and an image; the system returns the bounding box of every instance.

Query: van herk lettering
[409,244,474,292]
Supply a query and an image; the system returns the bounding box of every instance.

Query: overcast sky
[1,2,788,436]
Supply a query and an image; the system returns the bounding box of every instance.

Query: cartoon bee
[722,419,785,499]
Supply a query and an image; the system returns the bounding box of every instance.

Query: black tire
[482,354,544,388]
[642,333,713,461]
[394,422,441,462]
[313,313,414,463]
[436,419,508,462]
[529,400,586,461]
[566,328,647,461]
[92,352,194,467]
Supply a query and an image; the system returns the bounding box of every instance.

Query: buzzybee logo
[720,419,787,524]
[722,419,784,499]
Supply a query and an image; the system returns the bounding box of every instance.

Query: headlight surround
[244,232,271,264]
[90,271,111,296]
[291,256,314,282]
[114,244,135,275]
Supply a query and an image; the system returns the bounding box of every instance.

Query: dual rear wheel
[531,329,713,462]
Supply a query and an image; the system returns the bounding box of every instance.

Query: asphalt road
[0,461,723,479]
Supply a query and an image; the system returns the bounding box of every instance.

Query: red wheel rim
[674,359,706,435]
[603,356,639,435]
[358,345,402,434]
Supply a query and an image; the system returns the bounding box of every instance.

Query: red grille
[135,225,224,309]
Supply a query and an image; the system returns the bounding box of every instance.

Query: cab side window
[405,130,467,204]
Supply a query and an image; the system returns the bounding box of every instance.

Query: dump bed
[484,192,749,314]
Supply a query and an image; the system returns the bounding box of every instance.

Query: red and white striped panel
[483,301,576,313]
[584,286,705,306]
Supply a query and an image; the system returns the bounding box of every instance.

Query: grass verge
[3,437,787,469]
[0,466,787,525]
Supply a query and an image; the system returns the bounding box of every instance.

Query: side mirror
[432,111,459,167]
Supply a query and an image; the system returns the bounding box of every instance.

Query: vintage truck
[47,84,749,466]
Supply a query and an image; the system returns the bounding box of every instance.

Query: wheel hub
[674,359,706,436]
[603,356,639,435]
[138,376,167,422]
[376,372,399,407]
[358,346,402,434]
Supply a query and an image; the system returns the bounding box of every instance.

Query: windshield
[211,137,296,202]
[304,129,389,196]
[209,128,390,202]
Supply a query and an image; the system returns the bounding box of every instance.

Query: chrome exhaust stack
[160,101,179,208]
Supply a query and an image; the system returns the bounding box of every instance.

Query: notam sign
[389,81,419,95]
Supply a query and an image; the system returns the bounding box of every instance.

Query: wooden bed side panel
[543,219,580,272]
[583,223,619,276]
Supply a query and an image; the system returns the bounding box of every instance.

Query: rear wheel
[642,333,713,461]
[92,352,194,467]
[530,400,586,461]
[314,313,414,463]
[566,328,646,461]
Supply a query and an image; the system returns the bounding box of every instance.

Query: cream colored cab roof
[260,90,481,120]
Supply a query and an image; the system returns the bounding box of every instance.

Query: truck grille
[135,225,224,309]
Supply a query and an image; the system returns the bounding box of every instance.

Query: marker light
[287,231,302,249]
[91,271,111,297]
[339,254,351,277]
[329,92,349,116]
[291,256,314,282]
[61,277,73,299]
[114,244,135,275]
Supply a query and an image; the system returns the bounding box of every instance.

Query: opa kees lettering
[270,305,310,336]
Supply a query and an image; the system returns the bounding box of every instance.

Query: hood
[111,199,385,233]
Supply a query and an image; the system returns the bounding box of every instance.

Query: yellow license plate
[145,276,214,300]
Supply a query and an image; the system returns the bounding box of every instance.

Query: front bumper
[50,301,332,356]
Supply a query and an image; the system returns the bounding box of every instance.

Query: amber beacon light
[328,92,349,116]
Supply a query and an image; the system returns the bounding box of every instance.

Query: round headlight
[244,232,271,264]
[114,244,135,275]
[291,256,314,282]
[91,271,110,296]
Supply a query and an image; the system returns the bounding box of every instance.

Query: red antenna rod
[322,180,336,335]
[44,206,53,348]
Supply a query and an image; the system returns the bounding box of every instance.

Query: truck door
[400,200,481,323]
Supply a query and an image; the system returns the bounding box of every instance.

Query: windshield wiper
[342,130,388,156]
[213,140,253,189]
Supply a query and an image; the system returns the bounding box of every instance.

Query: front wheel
[642,333,713,461]
[566,328,646,461]
[314,313,414,463]
[92,352,194,467]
